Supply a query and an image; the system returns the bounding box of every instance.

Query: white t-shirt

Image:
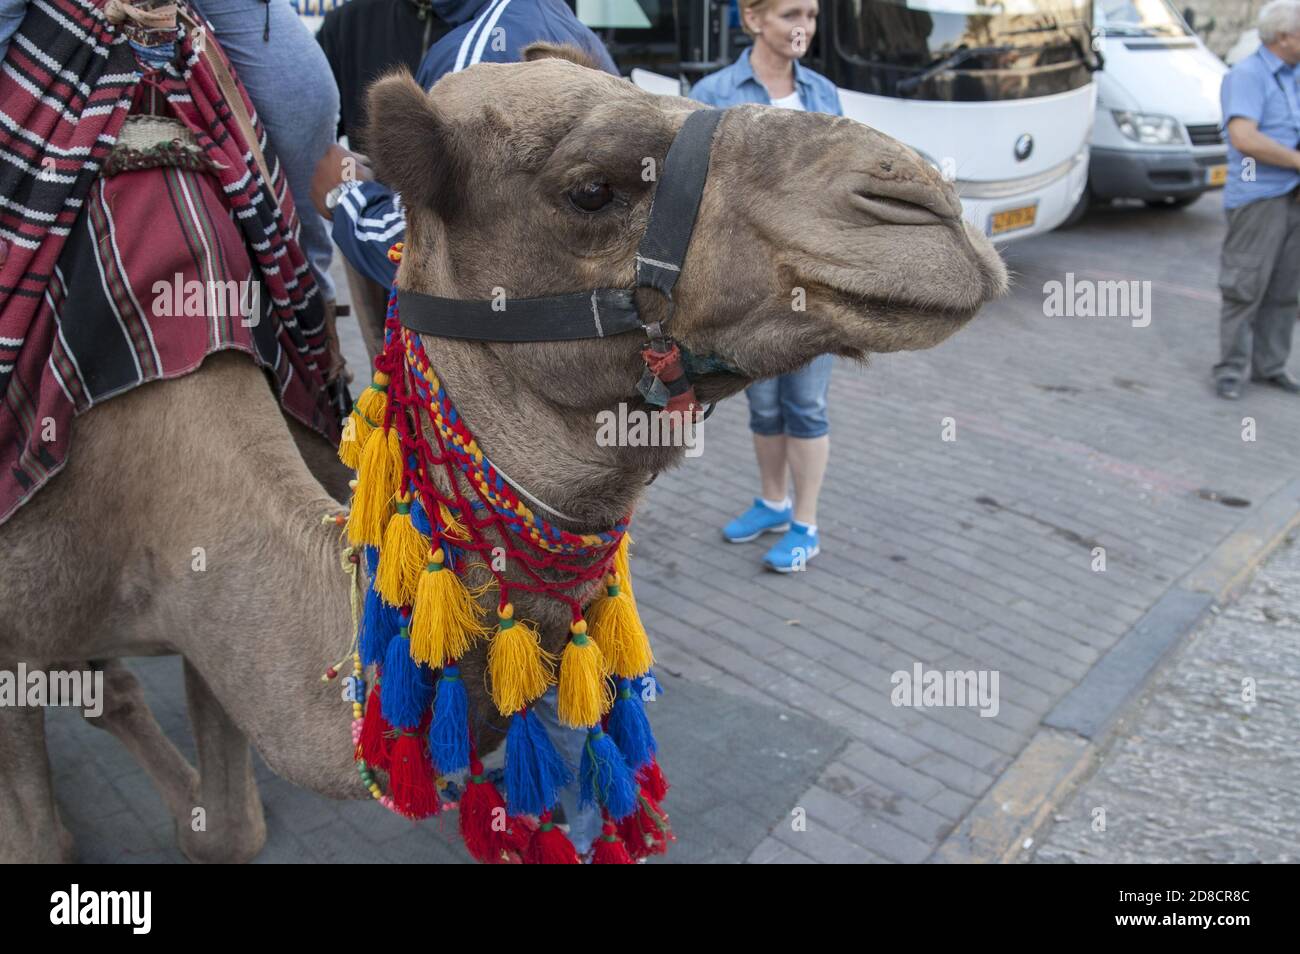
[770,89,806,111]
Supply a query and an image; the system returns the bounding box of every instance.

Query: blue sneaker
[722,498,792,543]
[763,523,819,573]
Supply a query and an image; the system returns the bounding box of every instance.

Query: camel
[0,44,1006,863]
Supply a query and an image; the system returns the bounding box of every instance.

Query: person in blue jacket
[692,0,841,573]
[310,0,617,288]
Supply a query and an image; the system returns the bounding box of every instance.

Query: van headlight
[1112,110,1183,145]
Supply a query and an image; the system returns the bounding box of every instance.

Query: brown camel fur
[0,46,1005,862]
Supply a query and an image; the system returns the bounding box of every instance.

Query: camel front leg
[177,660,267,864]
[0,701,73,862]
[81,660,199,824]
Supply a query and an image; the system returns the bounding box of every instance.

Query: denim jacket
[690,47,842,116]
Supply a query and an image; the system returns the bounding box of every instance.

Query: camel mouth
[688,368,755,404]
[828,285,981,328]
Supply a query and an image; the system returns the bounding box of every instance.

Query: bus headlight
[1112,111,1183,145]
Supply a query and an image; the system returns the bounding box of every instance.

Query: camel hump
[521,41,608,74]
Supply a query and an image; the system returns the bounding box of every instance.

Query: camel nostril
[850,191,946,227]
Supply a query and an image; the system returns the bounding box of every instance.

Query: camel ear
[522,41,605,72]
[364,69,466,222]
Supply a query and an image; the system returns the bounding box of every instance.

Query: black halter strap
[396,108,725,343]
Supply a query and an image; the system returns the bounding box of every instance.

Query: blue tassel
[579,727,638,821]
[360,547,400,666]
[380,626,433,729]
[608,678,657,771]
[429,665,469,773]
[504,708,573,816]
[410,496,432,536]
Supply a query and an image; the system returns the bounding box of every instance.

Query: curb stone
[929,476,1300,863]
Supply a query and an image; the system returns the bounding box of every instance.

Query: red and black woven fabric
[0,0,341,527]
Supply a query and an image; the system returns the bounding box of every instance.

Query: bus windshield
[1095,0,1190,37]
[832,0,1093,101]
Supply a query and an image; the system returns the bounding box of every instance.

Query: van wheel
[1061,185,1091,228]
[1144,195,1200,209]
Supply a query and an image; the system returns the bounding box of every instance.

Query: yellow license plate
[990,204,1037,235]
[1207,164,1228,187]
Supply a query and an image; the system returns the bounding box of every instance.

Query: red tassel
[388,732,440,819]
[592,821,634,864]
[459,757,533,863]
[616,793,674,860]
[359,682,391,771]
[526,812,581,864]
[638,757,669,803]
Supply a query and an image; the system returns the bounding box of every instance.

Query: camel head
[364,45,1006,521]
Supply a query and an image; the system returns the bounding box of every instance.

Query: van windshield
[1095,0,1190,37]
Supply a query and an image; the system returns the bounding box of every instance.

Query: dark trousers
[1214,191,1300,382]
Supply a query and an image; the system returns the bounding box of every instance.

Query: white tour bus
[580,0,1099,242]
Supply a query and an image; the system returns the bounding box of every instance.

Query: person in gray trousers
[1216,0,1300,400]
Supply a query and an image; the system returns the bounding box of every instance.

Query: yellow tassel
[585,571,654,679]
[438,501,469,541]
[375,496,428,606]
[337,372,388,469]
[409,548,487,665]
[487,603,554,716]
[346,426,401,548]
[557,619,614,728]
[613,533,635,599]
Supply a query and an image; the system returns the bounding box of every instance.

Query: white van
[1072,0,1227,219]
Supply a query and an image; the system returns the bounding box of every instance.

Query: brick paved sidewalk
[43,194,1300,863]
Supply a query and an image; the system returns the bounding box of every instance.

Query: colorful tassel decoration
[487,603,554,716]
[337,371,388,468]
[585,572,653,679]
[616,792,673,860]
[438,501,469,541]
[608,677,657,771]
[615,533,637,596]
[557,619,614,728]
[579,726,638,820]
[359,547,401,666]
[637,756,670,803]
[333,294,672,858]
[429,665,469,774]
[504,708,574,817]
[376,495,428,607]
[380,623,434,729]
[347,425,401,548]
[409,548,487,666]
[592,820,635,864]
[358,679,391,771]
[526,812,582,864]
[388,729,440,819]
[460,756,534,864]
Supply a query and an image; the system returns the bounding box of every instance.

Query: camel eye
[568,181,614,213]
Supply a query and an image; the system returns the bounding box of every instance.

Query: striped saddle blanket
[0,0,342,526]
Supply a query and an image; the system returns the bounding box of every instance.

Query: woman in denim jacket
[691,0,841,572]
